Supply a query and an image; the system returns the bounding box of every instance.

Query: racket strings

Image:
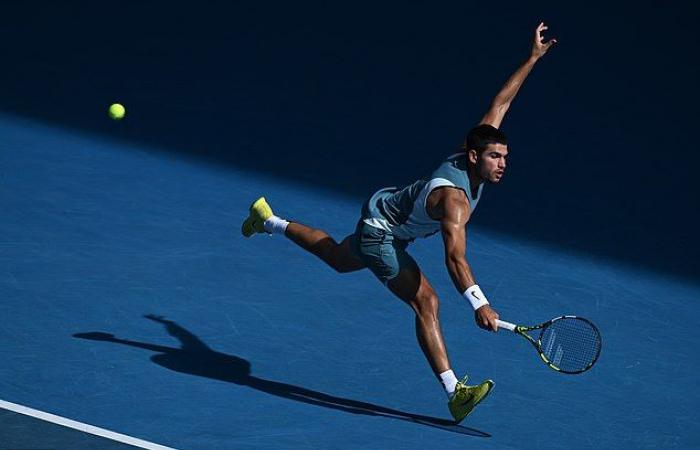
[539,318,601,373]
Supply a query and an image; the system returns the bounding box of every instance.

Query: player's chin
[489,173,504,183]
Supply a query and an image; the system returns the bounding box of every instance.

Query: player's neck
[466,164,484,197]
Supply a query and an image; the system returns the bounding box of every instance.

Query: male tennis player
[242,23,556,423]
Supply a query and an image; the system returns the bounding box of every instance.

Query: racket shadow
[73,315,490,437]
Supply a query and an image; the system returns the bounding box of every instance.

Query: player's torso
[364,153,483,241]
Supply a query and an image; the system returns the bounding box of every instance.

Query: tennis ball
[108,103,126,120]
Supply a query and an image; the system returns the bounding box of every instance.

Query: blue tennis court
[1,2,699,449]
[1,113,698,449]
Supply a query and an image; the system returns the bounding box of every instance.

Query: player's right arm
[437,188,500,331]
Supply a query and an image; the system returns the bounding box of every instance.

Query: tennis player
[242,23,556,423]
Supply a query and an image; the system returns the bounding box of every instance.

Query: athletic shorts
[348,189,418,284]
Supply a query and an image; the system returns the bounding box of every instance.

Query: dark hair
[464,124,508,153]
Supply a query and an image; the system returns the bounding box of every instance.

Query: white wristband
[463,284,489,310]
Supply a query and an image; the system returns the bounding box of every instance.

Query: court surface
[1,114,698,449]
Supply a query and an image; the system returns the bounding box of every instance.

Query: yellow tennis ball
[108,103,126,120]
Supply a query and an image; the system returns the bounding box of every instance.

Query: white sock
[263,215,290,235]
[439,369,458,398]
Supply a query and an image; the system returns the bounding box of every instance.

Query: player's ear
[468,149,479,165]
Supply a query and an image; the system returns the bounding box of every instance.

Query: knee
[412,294,440,320]
[328,243,361,273]
[318,242,345,272]
[334,264,353,274]
[328,256,351,273]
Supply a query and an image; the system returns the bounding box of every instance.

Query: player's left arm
[479,22,557,129]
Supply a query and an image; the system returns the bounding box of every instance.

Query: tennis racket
[496,316,602,374]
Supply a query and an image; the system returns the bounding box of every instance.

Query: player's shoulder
[437,185,468,204]
[427,186,470,221]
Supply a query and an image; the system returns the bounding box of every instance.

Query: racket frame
[496,315,601,374]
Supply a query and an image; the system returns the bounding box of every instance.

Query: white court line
[0,399,178,450]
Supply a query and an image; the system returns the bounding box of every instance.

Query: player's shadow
[74,315,489,437]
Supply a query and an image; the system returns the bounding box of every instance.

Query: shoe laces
[452,376,472,402]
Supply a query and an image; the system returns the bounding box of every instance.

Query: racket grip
[496,319,516,332]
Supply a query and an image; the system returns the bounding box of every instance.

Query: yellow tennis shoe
[448,376,494,423]
[241,197,274,237]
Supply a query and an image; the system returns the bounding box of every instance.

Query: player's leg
[242,196,365,273]
[385,258,451,375]
[285,223,365,273]
[353,225,453,376]
[371,242,493,423]
[387,261,494,422]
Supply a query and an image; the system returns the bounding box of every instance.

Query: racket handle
[496,319,516,332]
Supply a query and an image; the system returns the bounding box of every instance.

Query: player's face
[476,143,508,184]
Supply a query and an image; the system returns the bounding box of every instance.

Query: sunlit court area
[1,2,698,449]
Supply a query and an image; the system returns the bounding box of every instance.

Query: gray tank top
[363,152,483,240]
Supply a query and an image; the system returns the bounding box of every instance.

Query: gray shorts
[349,189,418,284]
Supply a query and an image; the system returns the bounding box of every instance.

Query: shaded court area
[1,1,698,280]
[1,115,698,448]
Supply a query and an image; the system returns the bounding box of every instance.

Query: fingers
[536,22,546,38]
[476,312,489,330]
[533,23,557,55]
[535,22,554,44]
[476,311,499,332]
[490,314,499,332]
[480,318,498,332]
[542,38,557,50]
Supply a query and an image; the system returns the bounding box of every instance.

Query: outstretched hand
[475,305,500,332]
[531,22,557,60]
